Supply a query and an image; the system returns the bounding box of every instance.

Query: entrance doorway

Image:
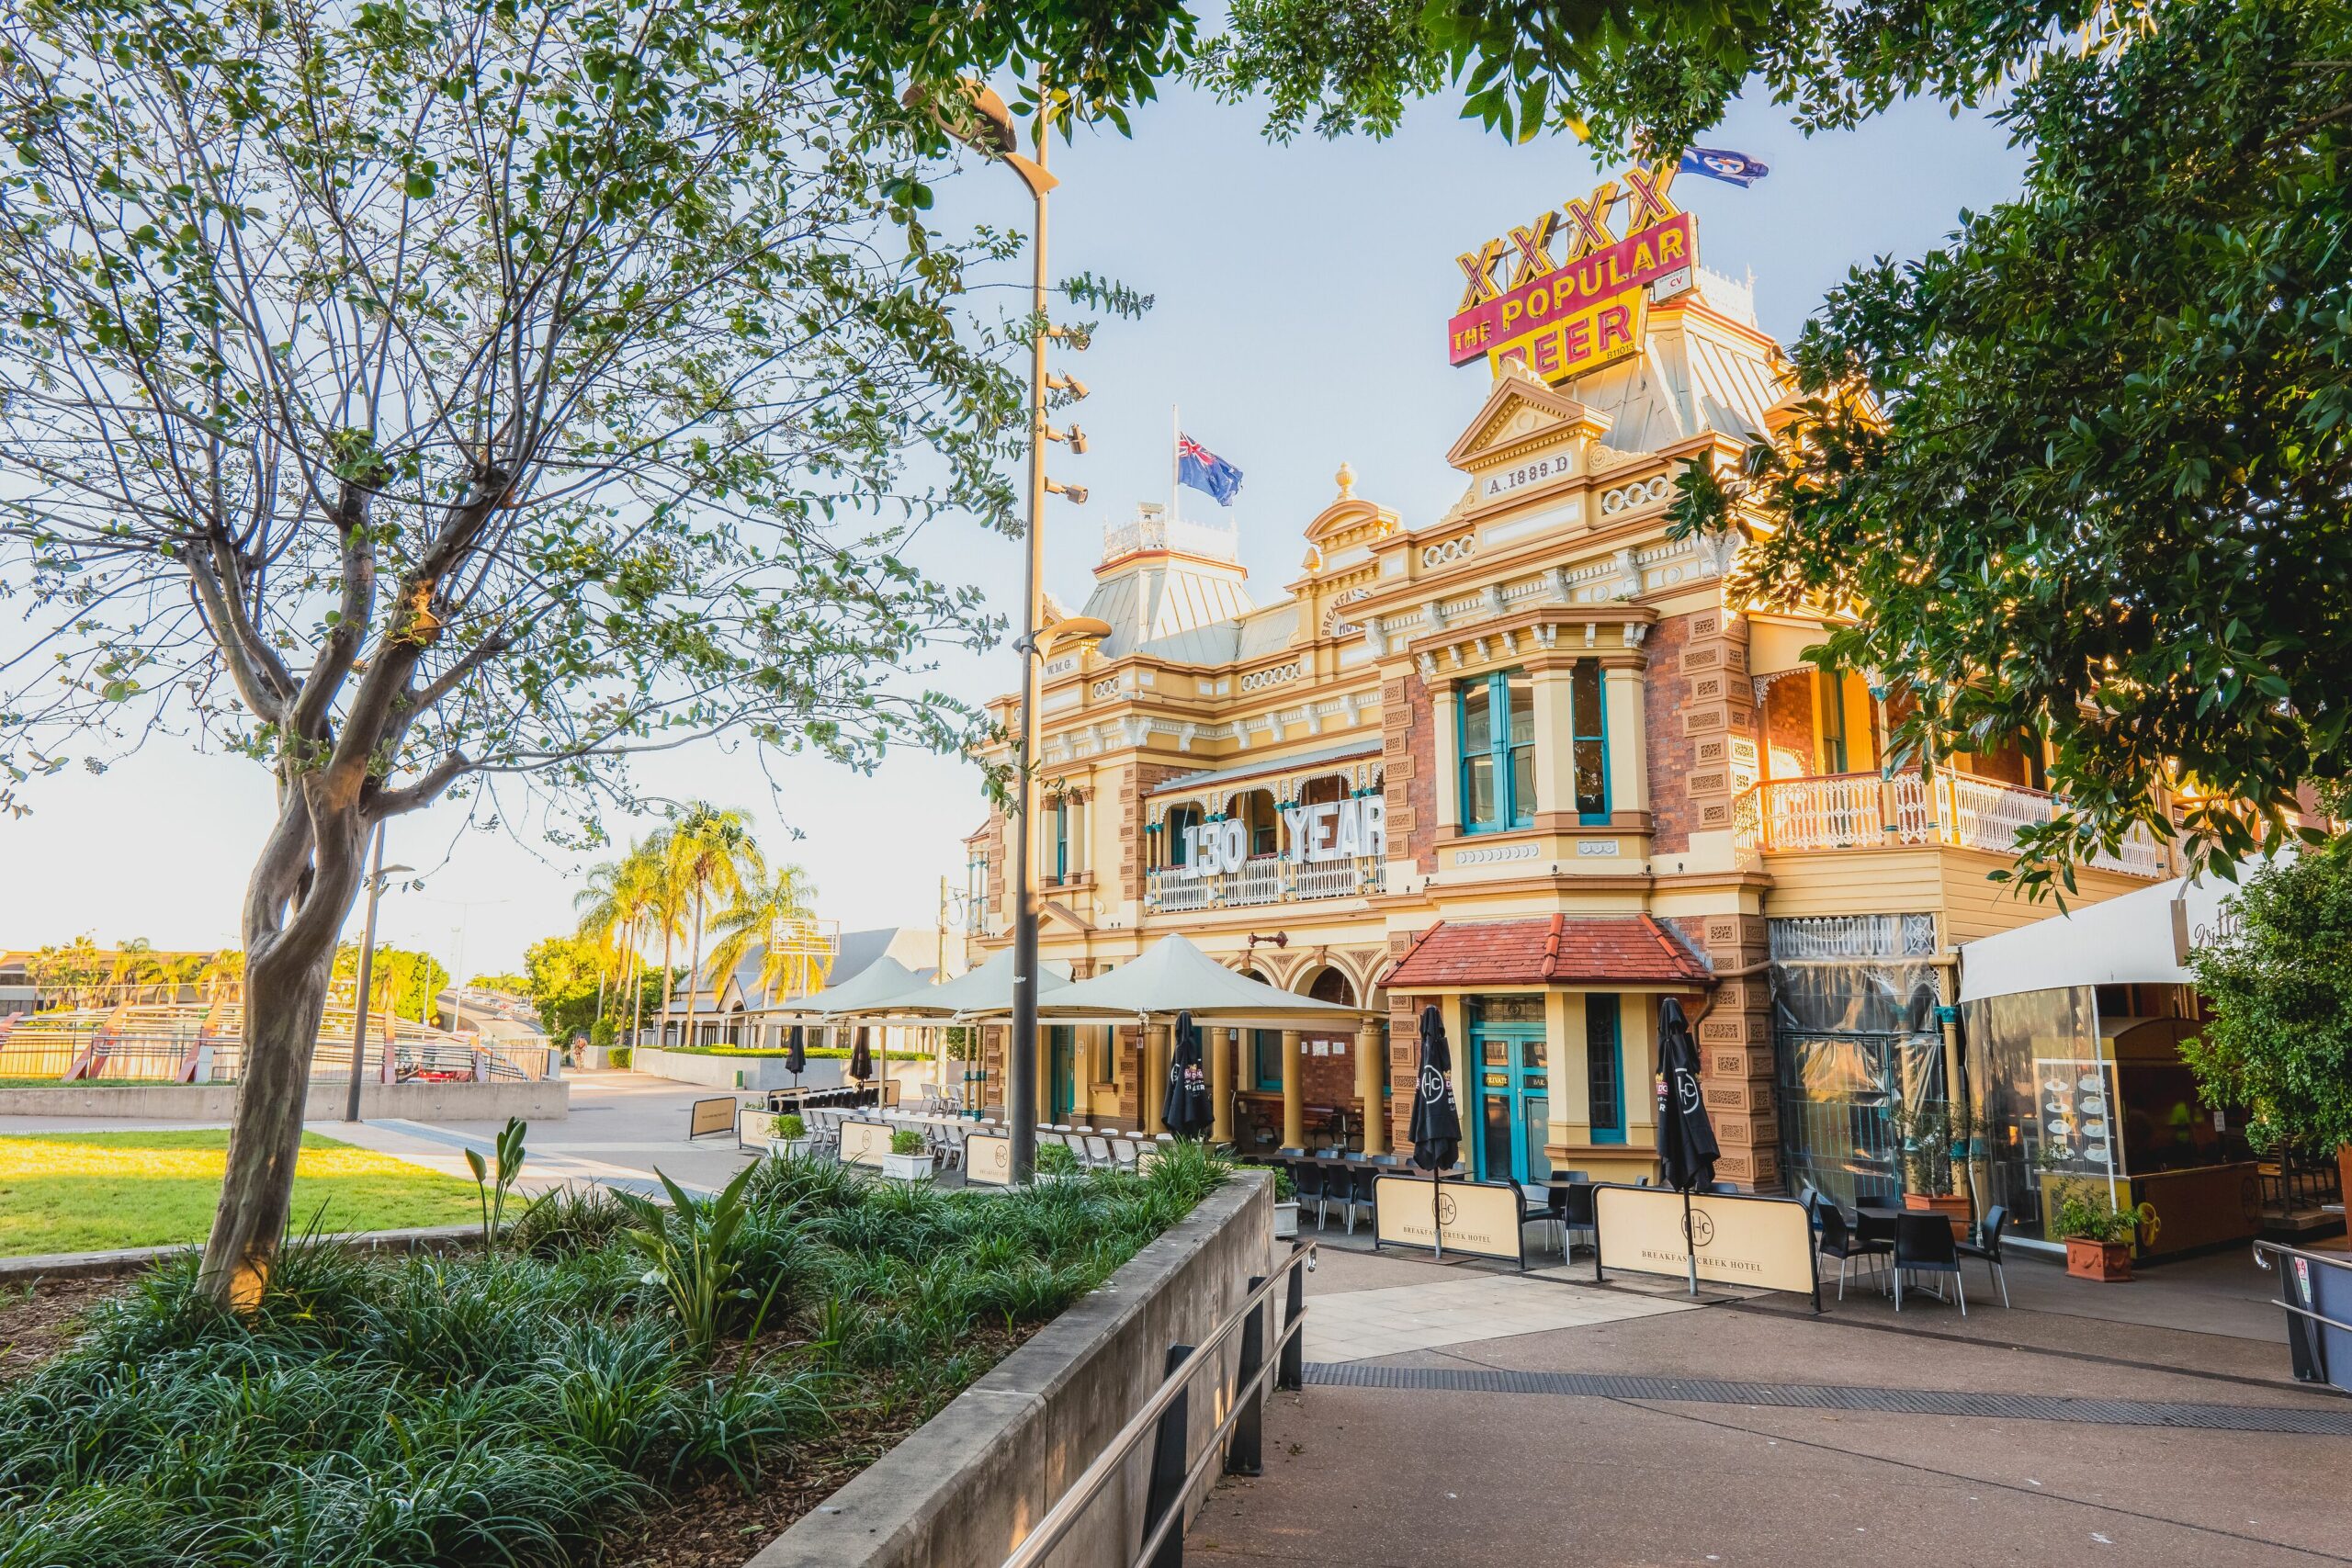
[1046,1025,1077,1122]
[1469,996,1551,1183]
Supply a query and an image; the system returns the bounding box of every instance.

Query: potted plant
[1035,1142,1083,1182]
[883,1126,933,1181]
[1271,1165,1299,1239]
[1891,1100,1973,1221]
[769,1112,810,1160]
[2054,1192,2158,1280]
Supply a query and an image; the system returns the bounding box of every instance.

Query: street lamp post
[918,77,1106,1182]
[342,828,413,1122]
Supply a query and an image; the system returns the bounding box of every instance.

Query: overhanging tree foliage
[1674,0,2351,893]
[0,0,1022,1303]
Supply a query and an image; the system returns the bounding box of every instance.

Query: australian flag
[1178,434,1244,507]
[1679,146,1770,187]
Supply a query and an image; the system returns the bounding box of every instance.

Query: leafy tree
[0,0,1013,1304]
[662,803,763,1047]
[1675,0,2351,893]
[333,945,448,1024]
[523,934,607,1042]
[2183,834,2352,1156]
[466,974,532,998]
[707,863,826,1004]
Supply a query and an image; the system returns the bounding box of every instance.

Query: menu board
[2031,1055,2121,1178]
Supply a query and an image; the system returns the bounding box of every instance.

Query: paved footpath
[1190,1245,2352,1568]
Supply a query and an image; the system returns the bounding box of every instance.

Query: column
[1531,663,1575,818]
[1141,1022,1170,1134]
[1430,683,1460,837]
[1211,1025,1236,1144]
[1280,1028,1306,1150]
[1601,660,1648,818]
[1354,1021,1387,1156]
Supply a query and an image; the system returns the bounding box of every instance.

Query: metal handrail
[998,1239,1317,1568]
[2254,1238,2352,1336]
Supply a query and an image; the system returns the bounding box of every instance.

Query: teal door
[1047,1026,1077,1122]
[1469,997,1552,1183]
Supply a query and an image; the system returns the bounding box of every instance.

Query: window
[1252,1029,1283,1091]
[1458,670,1535,832]
[1570,661,1610,822]
[1161,804,1201,868]
[1096,1026,1115,1083]
[1819,669,1849,774]
[1229,788,1279,858]
[1048,796,1070,881]
[1586,994,1624,1143]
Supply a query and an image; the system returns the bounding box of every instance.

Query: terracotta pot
[2339,1145,2352,1213]
[1905,1193,1973,1221]
[2064,1236,2133,1281]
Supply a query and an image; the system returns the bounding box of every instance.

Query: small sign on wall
[839,1119,893,1168]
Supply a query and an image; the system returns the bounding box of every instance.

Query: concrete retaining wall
[632,1047,935,1099]
[0,1079,569,1122]
[751,1172,1275,1568]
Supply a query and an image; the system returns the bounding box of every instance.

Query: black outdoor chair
[1554,1180,1598,1258]
[1345,1164,1380,1235]
[1893,1213,1966,1315]
[1292,1161,1329,1231]
[1706,1180,1742,1195]
[1515,1180,1563,1254]
[1956,1204,2012,1308]
[1815,1203,1890,1302]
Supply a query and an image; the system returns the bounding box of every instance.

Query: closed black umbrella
[1408,1004,1463,1258]
[1656,996,1720,1295]
[1162,1010,1215,1140]
[849,1026,874,1096]
[785,1023,807,1078]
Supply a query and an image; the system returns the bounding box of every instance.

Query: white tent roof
[866,948,1075,1019]
[1036,933,1365,1027]
[1957,864,2263,1004]
[778,955,929,1018]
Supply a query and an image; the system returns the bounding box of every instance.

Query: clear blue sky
[0,77,2026,976]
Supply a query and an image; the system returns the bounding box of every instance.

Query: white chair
[1084,1134,1115,1169]
[1108,1136,1141,1171]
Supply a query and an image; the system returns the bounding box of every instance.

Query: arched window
[1227,787,1279,858]
[1161,804,1203,868]
[1307,967,1357,1008]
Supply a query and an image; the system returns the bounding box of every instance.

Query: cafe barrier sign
[1373,1174,1528,1269]
[1447,158,1698,387]
[839,1118,893,1169]
[964,1131,1013,1187]
[689,1096,738,1140]
[1593,1183,1819,1308]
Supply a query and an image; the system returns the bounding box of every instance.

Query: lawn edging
[0,1223,481,1283]
[748,1169,1275,1568]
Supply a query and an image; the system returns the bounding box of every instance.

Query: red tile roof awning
[1384,916,1713,990]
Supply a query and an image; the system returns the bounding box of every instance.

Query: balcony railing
[1144,855,1387,914]
[1738,772,2169,877]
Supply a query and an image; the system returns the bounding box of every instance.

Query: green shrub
[616,1165,765,1356]
[608,1045,632,1069]
[888,1128,927,1156]
[775,1112,808,1140]
[2053,1193,2159,1245]
[510,1183,633,1258]
[1035,1142,1081,1176]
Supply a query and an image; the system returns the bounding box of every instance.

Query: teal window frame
[1050,797,1069,881]
[1252,1029,1283,1092]
[1569,661,1611,824]
[1585,994,1625,1143]
[1457,670,1535,833]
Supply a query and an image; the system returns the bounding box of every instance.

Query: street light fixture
[917,73,1096,1183]
[343,828,414,1122]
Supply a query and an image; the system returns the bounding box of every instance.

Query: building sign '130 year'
[1176,797,1386,880]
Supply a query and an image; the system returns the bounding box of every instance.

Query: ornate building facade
[964,265,2169,1195]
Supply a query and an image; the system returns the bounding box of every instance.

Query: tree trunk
[683,886,705,1049]
[627,943,643,1045]
[198,823,364,1310]
[657,919,675,1047]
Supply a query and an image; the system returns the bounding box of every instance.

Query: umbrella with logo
[1656,996,1721,1296]
[1162,1010,1216,1140]
[1408,1004,1463,1258]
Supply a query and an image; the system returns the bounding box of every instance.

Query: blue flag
[1679,146,1770,187]
[1177,434,1244,507]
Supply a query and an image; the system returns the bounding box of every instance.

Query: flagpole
[1169,403,1180,527]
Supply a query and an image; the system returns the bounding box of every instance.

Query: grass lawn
[0,1129,483,1257]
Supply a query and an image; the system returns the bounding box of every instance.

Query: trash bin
[2271,1243,2352,1392]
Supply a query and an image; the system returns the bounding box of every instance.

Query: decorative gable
[1442,365,1614,476]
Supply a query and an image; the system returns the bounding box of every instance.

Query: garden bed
[0,1145,1231,1566]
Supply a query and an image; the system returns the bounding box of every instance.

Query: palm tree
[665,804,763,1049]
[706,864,824,1027]
[575,841,665,1043]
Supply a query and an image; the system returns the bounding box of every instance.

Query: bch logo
[1685,1207,1716,1249]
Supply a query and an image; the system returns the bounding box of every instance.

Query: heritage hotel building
[964,198,2170,1197]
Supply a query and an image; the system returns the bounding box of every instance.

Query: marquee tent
[1036,933,1365,1028]
[866,948,1074,1019]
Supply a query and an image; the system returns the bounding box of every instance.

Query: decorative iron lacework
[1768,912,1937,962]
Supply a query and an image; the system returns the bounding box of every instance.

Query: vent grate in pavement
[1302,1364,2352,1436]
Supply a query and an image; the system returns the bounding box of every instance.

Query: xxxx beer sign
[1447,158,1697,386]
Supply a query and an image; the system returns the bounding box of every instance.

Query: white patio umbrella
[1035,933,1364,1028]
[865,948,1074,1019]
[774,955,926,1095]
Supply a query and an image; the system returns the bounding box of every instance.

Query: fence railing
[998,1239,1315,1568]
[0,1006,552,1084]
[1144,857,1385,915]
[1736,772,2169,877]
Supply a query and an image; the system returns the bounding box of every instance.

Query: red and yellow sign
[1446,159,1698,382]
